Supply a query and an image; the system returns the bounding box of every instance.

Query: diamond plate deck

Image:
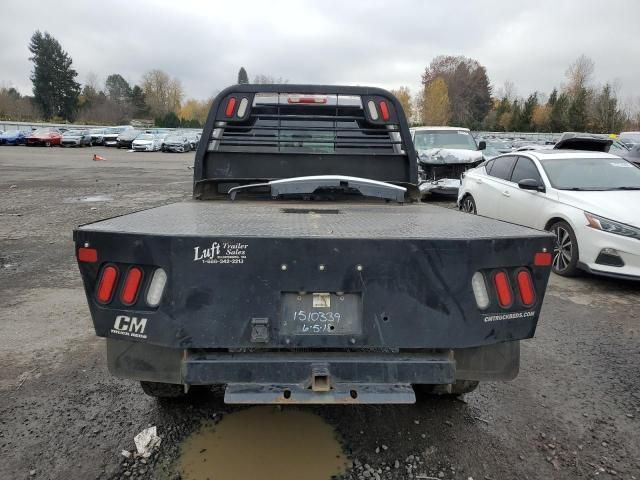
[78,200,549,239]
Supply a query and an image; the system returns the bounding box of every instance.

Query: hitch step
[224,383,416,404]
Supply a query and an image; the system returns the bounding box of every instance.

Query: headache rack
[193,84,418,199]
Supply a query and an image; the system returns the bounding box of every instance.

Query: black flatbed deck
[78,200,549,240]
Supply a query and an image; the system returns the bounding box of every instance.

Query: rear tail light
[516,270,536,306]
[224,97,237,117]
[78,247,98,263]
[96,265,118,304]
[367,100,379,120]
[493,271,513,308]
[379,100,390,121]
[121,267,143,305]
[471,272,490,310]
[146,268,167,307]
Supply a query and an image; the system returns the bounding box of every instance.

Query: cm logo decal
[111,315,148,339]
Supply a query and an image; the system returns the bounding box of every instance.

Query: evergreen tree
[521,93,538,131]
[129,85,148,117]
[568,87,588,131]
[238,67,249,84]
[550,92,570,132]
[105,74,132,104]
[28,30,80,120]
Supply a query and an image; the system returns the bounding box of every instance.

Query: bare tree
[141,69,184,117]
[565,54,594,96]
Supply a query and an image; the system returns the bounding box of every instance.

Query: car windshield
[620,133,640,142]
[4,130,21,135]
[166,135,184,142]
[65,130,83,135]
[32,128,53,135]
[414,130,477,150]
[540,157,640,190]
[609,140,629,154]
[106,127,125,134]
[137,134,154,140]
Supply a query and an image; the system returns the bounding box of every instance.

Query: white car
[132,134,163,152]
[457,150,640,280]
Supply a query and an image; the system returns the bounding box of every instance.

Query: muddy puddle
[177,407,350,480]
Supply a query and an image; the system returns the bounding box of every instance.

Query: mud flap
[224,383,416,404]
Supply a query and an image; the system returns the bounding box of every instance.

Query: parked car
[90,128,108,146]
[624,144,640,167]
[0,130,28,145]
[618,131,640,149]
[132,133,163,152]
[411,126,485,197]
[26,127,63,147]
[458,150,640,280]
[117,129,142,149]
[61,129,92,147]
[184,131,200,150]
[162,134,191,152]
[103,126,130,147]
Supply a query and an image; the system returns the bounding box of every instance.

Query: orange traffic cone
[93,154,105,161]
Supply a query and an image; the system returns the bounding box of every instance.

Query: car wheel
[549,220,580,276]
[45,141,51,147]
[460,195,477,214]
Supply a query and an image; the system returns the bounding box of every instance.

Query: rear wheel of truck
[414,380,479,397]
[140,381,188,398]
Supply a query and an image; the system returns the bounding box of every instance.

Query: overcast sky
[1,0,639,105]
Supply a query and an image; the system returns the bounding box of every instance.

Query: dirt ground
[0,146,638,480]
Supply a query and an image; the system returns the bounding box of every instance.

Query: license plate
[280,292,362,335]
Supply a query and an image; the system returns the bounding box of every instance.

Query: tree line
[392,54,637,133]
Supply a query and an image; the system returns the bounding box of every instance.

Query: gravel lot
[0,146,639,480]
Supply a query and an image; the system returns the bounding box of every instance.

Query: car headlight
[585,212,640,240]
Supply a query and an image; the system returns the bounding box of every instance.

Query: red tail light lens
[534,252,552,266]
[78,247,98,263]
[379,100,390,121]
[225,97,237,117]
[121,267,143,305]
[494,271,513,308]
[96,265,118,304]
[516,270,536,306]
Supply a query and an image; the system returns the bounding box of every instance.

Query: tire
[45,141,51,147]
[140,381,187,398]
[548,220,580,276]
[414,380,480,397]
[460,195,477,214]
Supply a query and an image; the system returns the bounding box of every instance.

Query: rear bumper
[107,338,520,403]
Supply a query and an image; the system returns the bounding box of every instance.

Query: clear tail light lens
[367,100,379,120]
[146,268,167,307]
[471,272,490,310]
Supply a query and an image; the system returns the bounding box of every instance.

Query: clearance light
[494,271,513,308]
[146,268,167,307]
[96,265,118,304]
[78,247,98,263]
[225,97,237,117]
[379,100,390,121]
[367,100,379,120]
[121,267,143,305]
[471,272,490,310]
[534,252,552,266]
[237,97,249,117]
[516,270,536,307]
